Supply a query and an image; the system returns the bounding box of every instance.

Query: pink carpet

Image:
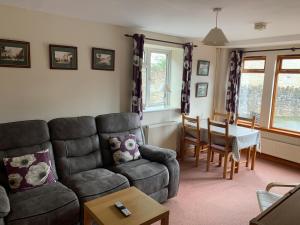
[158,152,300,225]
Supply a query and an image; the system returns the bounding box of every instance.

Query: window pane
[238,73,264,122]
[243,59,265,70]
[273,73,300,132]
[281,58,300,70]
[142,67,147,108]
[149,52,167,106]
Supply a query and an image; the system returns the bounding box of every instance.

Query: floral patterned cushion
[3,149,56,192]
[109,134,141,165]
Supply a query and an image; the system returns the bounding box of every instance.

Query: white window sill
[144,106,180,113]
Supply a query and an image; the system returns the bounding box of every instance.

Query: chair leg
[206,148,212,172]
[235,161,240,173]
[230,156,235,180]
[223,153,228,179]
[246,147,251,167]
[181,141,185,162]
[218,154,222,167]
[210,152,215,162]
[251,145,257,170]
[194,146,197,158]
[195,146,200,167]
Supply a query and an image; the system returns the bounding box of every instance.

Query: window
[271,55,300,133]
[238,56,266,124]
[142,45,182,111]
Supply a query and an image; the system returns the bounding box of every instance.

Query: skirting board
[257,152,300,170]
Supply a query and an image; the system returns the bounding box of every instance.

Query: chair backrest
[0,120,58,190]
[235,115,256,128]
[213,110,230,122]
[182,114,200,140]
[207,118,230,150]
[48,116,102,181]
[96,113,145,167]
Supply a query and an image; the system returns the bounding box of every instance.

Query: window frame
[238,56,266,125]
[270,54,300,134]
[143,47,172,110]
[242,56,266,73]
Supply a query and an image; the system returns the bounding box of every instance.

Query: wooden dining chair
[206,118,235,179]
[213,109,230,122]
[181,114,207,167]
[234,115,256,172]
[210,110,231,163]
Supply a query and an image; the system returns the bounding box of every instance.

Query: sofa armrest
[139,145,177,163]
[139,145,180,199]
[0,185,10,218]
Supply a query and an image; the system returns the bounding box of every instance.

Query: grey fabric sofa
[0,120,80,225]
[0,113,180,225]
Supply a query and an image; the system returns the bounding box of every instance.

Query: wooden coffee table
[84,187,169,225]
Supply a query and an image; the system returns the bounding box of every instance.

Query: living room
[0,1,299,225]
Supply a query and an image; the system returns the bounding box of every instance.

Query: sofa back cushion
[48,116,102,180]
[0,120,57,190]
[96,113,145,167]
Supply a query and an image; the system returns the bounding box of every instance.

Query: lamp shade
[202,27,229,46]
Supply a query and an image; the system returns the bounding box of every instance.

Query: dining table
[186,119,261,170]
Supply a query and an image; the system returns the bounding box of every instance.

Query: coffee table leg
[161,213,169,225]
[251,145,257,170]
[84,208,92,225]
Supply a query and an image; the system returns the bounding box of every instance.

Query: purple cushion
[3,149,56,192]
[109,134,141,165]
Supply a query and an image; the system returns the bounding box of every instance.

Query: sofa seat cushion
[64,168,130,202]
[112,159,169,195]
[6,182,79,225]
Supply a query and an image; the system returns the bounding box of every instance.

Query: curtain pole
[243,47,300,53]
[124,34,198,48]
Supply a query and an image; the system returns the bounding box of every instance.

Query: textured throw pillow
[109,134,141,165]
[3,149,56,192]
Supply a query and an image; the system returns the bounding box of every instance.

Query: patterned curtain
[181,43,193,114]
[131,34,145,119]
[226,50,243,123]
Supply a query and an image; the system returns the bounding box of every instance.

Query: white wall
[187,40,217,119]
[0,5,199,125]
[0,5,132,123]
[0,5,219,151]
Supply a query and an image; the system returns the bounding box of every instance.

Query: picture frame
[0,39,30,68]
[197,60,210,76]
[195,82,208,97]
[49,44,78,70]
[92,48,115,71]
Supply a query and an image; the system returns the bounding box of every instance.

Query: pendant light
[202,8,229,46]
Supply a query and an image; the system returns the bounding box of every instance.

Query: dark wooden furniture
[181,114,207,167]
[250,185,300,225]
[207,119,235,179]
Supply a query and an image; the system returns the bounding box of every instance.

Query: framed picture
[197,60,210,76]
[195,82,208,97]
[92,48,115,70]
[49,45,77,70]
[0,39,30,68]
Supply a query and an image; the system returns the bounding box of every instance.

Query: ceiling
[1,0,300,42]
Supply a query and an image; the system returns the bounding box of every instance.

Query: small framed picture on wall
[195,82,208,97]
[197,60,210,76]
[49,44,78,70]
[0,39,31,68]
[92,48,115,70]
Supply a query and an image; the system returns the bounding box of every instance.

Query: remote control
[114,201,131,217]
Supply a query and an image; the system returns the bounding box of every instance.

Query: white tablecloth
[188,120,261,161]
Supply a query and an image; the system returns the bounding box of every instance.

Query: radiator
[143,121,179,151]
